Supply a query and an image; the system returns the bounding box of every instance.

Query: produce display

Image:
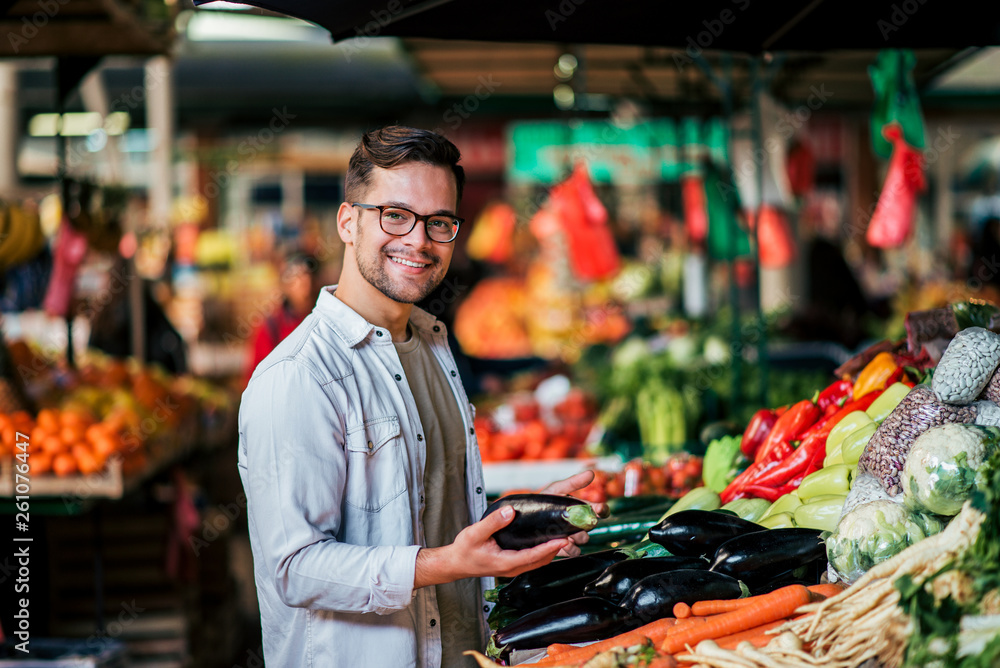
[571,455,704,504]
[0,344,233,493]
[471,302,1000,668]
[476,386,597,462]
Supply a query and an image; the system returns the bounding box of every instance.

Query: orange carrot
[532,617,677,667]
[646,656,678,668]
[660,585,812,655]
[673,617,706,628]
[714,619,786,650]
[544,642,577,657]
[691,597,754,616]
[673,602,692,619]
[808,583,847,601]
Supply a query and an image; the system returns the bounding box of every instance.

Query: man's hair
[344,126,465,206]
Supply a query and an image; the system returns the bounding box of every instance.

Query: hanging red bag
[867,123,926,249]
[549,163,620,281]
[747,205,797,269]
[682,174,708,243]
[42,219,88,317]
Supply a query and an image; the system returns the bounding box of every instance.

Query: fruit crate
[0,457,123,500]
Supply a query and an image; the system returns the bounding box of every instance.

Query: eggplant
[709,527,826,587]
[619,569,744,625]
[493,596,634,652]
[498,548,631,610]
[583,556,709,603]
[483,494,599,550]
[648,509,763,557]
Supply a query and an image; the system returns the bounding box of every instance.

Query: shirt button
[375,330,383,337]
[433,325,440,332]
[417,434,423,441]
[483,605,490,613]
[419,495,424,504]
[394,374,402,381]
[450,370,457,377]
[367,441,373,450]
[469,427,474,435]
[429,619,437,627]
[475,486,482,494]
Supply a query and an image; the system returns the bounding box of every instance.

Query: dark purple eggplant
[493,596,634,652]
[648,510,763,557]
[498,549,631,610]
[583,556,709,603]
[483,494,599,550]
[709,528,826,587]
[619,569,744,625]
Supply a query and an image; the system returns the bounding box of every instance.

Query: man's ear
[336,202,355,244]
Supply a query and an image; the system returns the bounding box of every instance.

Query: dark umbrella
[194,0,1000,50]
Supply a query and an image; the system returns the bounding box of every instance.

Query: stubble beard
[355,224,445,304]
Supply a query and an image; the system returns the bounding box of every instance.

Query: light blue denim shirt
[238,286,492,667]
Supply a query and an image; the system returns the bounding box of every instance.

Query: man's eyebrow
[383,200,456,216]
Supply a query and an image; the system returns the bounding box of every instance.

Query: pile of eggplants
[489,509,828,658]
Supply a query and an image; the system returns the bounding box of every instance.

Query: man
[238,126,598,667]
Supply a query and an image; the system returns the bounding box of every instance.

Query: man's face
[350,162,458,305]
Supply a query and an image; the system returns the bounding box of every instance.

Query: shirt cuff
[369,545,422,614]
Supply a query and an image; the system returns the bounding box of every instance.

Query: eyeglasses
[352,203,462,243]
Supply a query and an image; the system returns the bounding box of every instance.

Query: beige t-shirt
[395,330,482,668]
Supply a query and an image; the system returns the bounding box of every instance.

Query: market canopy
[197,0,1000,50]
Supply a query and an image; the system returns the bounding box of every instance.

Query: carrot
[544,642,577,657]
[808,583,847,601]
[646,656,678,668]
[532,617,677,667]
[713,619,786,650]
[660,584,812,655]
[690,597,754,616]
[673,602,692,619]
[673,617,706,628]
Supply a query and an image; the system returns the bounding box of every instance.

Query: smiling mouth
[389,255,431,269]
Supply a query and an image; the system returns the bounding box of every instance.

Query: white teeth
[390,256,427,268]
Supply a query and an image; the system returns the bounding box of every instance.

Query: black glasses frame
[352,203,463,243]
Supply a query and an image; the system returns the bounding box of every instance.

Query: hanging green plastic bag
[705,162,751,260]
[869,50,926,159]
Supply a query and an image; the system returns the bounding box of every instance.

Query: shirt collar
[314,285,442,347]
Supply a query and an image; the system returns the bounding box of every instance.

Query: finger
[557,543,582,558]
[467,505,515,542]
[542,470,595,495]
[591,502,610,518]
[567,530,590,546]
[503,537,568,565]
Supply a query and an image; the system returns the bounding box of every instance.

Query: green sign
[507,117,727,185]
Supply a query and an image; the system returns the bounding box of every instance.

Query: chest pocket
[344,416,406,512]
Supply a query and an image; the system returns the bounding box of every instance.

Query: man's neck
[334,269,413,342]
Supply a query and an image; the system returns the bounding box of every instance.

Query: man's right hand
[413,505,570,589]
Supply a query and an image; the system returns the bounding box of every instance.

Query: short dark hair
[344,126,465,206]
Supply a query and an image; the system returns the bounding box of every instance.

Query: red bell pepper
[739,408,779,459]
[748,431,826,488]
[740,484,785,502]
[754,399,821,464]
[817,379,853,413]
[803,391,881,442]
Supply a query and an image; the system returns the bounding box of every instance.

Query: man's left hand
[540,470,609,558]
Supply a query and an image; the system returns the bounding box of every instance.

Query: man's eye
[428,219,451,229]
[383,211,407,221]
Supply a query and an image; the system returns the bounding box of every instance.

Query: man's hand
[414,506,570,589]
[540,470,609,558]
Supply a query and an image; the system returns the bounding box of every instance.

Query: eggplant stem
[566,504,599,531]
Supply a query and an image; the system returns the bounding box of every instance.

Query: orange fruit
[60,409,94,430]
[37,409,59,433]
[90,435,118,459]
[41,435,65,455]
[60,425,86,446]
[29,453,52,475]
[72,444,102,475]
[52,452,77,477]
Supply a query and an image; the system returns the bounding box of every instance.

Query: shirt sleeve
[239,359,421,615]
